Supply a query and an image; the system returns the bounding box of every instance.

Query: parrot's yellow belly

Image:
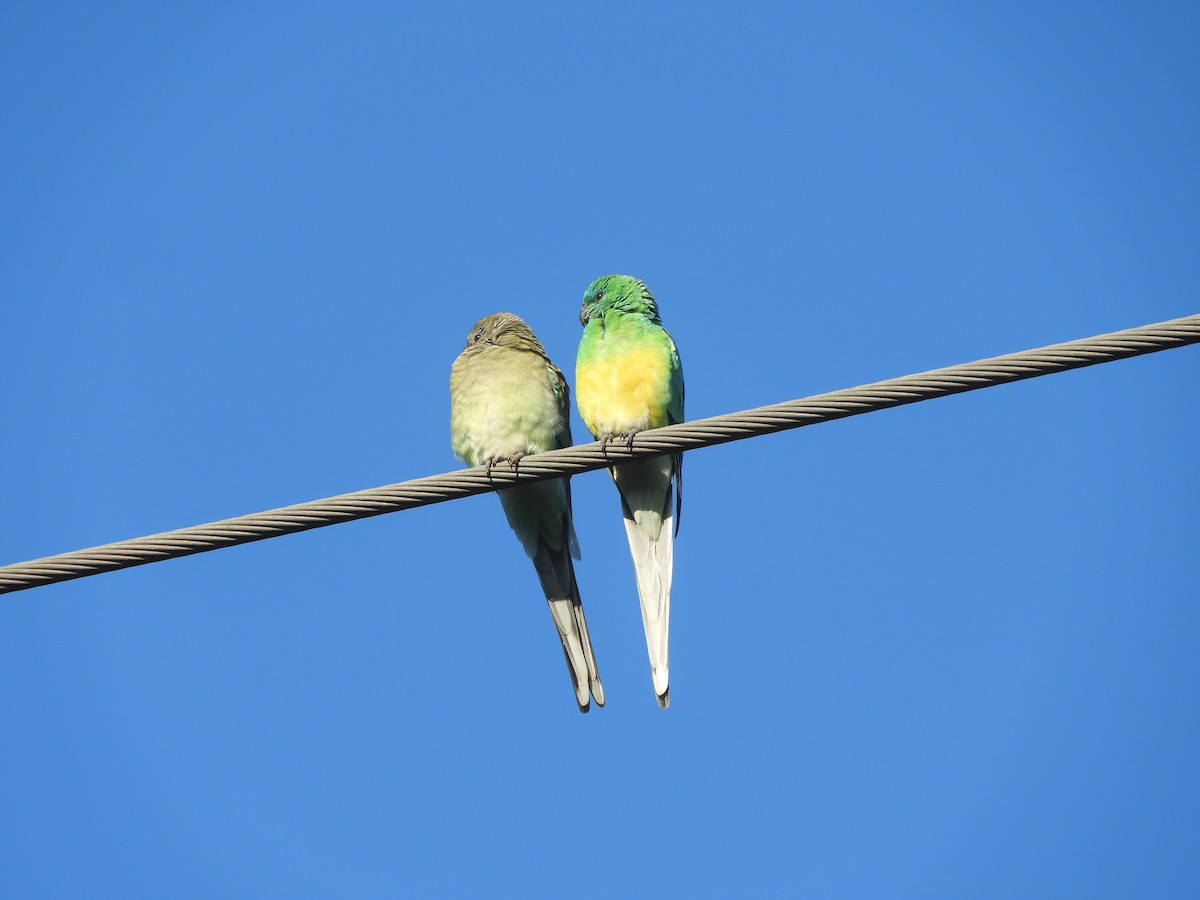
[577,347,672,437]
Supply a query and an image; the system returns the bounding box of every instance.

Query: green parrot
[576,276,683,709]
[449,312,604,712]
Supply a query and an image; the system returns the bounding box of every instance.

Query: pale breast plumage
[450,346,564,467]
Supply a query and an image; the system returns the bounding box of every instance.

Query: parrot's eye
[594,291,604,301]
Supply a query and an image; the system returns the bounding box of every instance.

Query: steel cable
[1,313,1197,595]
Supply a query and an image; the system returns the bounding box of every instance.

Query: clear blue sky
[3,3,1198,896]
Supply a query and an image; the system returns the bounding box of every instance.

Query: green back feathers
[580,275,661,326]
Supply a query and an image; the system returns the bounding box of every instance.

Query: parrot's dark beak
[579,302,590,326]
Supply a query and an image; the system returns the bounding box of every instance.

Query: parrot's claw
[482,454,527,480]
[599,431,639,459]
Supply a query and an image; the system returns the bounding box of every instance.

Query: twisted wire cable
[2,313,1197,595]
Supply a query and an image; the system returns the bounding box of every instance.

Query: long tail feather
[614,456,675,708]
[534,540,604,712]
[501,481,604,712]
[621,511,672,707]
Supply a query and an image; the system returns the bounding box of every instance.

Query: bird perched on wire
[450,312,604,712]
[576,276,684,708]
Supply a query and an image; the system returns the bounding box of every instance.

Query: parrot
[575,275,684,709]
[450,312,604,712]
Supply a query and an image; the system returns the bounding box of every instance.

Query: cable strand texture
[2,313,1197,594]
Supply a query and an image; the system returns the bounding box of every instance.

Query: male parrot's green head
[580,275,660,326]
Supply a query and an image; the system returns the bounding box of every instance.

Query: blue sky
[3,2,1198,896]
